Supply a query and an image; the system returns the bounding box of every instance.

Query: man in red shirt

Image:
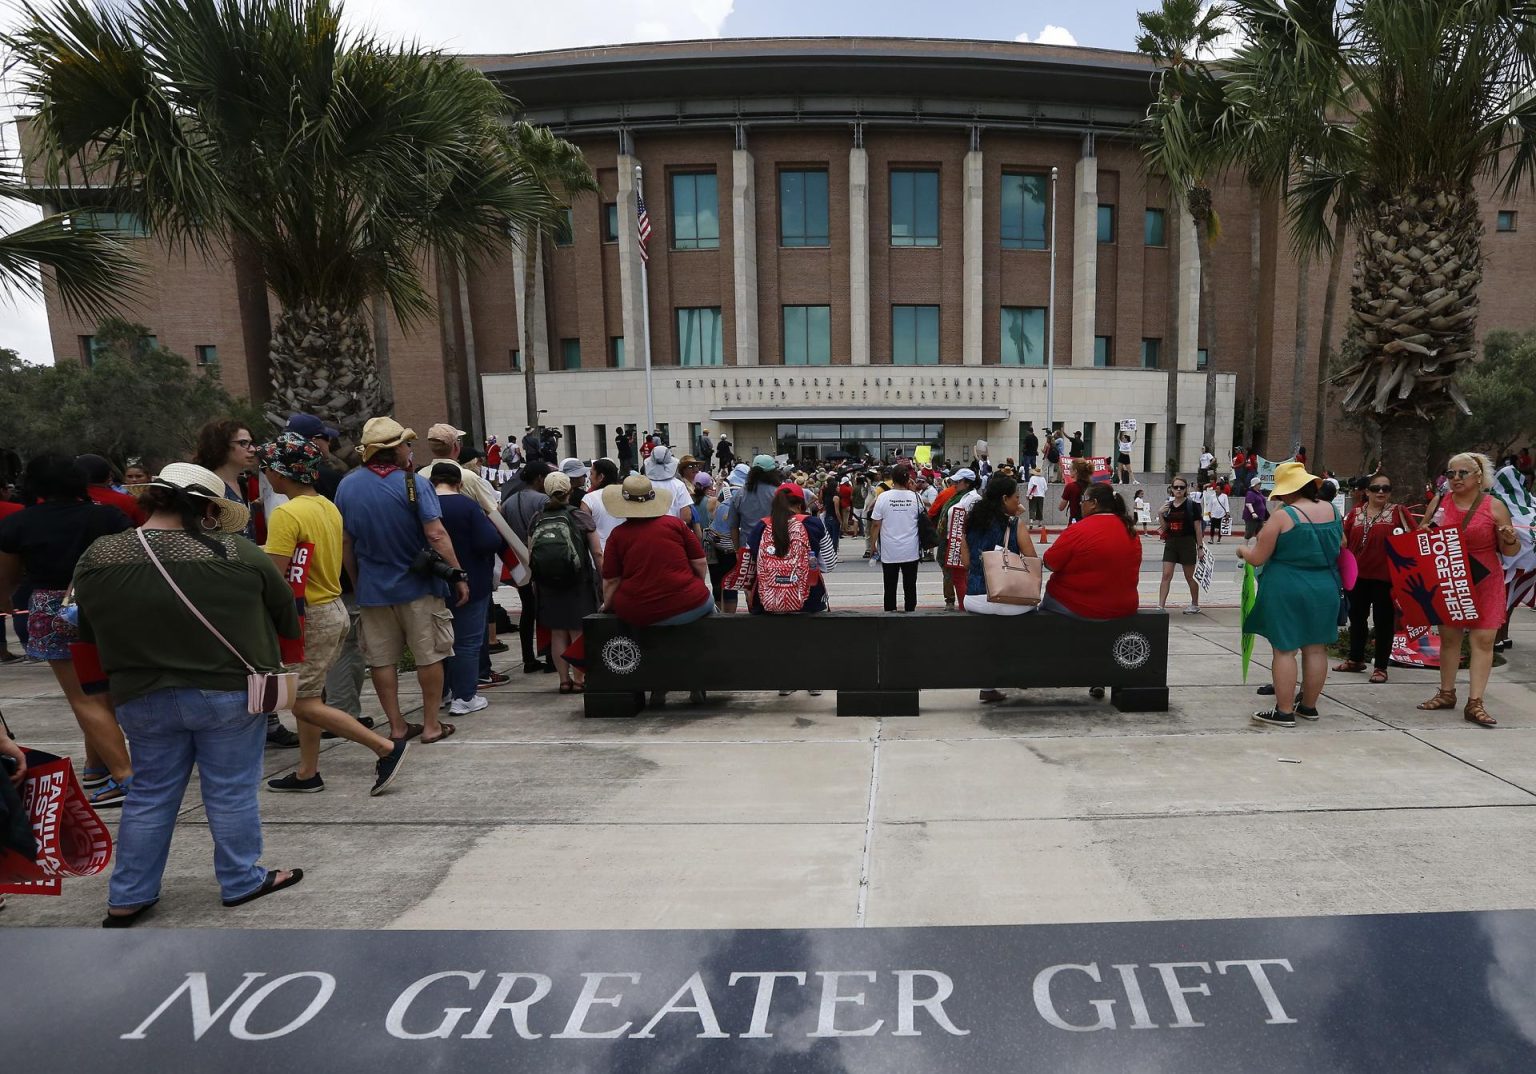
[77,453,146,525]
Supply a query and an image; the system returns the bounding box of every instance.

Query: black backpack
[528,507,584,588]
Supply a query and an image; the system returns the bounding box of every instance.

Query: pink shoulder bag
[135,530,298,713]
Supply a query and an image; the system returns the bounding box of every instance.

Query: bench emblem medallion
[1112,631,1152,670]
[601,636,643,674]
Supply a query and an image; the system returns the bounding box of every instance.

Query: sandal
[1333,661,1368,673]
[559,682,574,694]
[90,777,130,809]
[223,868,304,907]
[1464,698,1497,728]
[102,899,159,928]
[1369,669,1388,684]
[81,766,111,790]
[1417,689,1457,711]
[390,722,423,742]
[421,722,457,744]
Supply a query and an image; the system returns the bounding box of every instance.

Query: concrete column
[849,146,870,365]
[510,228,549,372]
[962,149,984,365]
[1071,153,1098,367]
[731,148,759,366]
[1176,200,1200,372]
[616,153,649,372]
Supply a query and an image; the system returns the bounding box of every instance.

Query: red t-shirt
[1060,480,1083,522]
[601,514,710,626]
[1043,513,1142,619]
[88,485,147,526]
[838,484,852,510]
[1233,453,1247,471]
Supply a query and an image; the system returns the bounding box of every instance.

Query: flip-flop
[390,722,423,743]
[1369,669,1388,684]
[223,868,304,908]
[421,722,457,744]
[102,899,159,928]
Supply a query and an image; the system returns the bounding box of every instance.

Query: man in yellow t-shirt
[259,433,409,796]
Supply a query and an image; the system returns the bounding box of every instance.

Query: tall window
[608,337,625,368]
[677,307,724,366]
[77,335,96,366]
[563,425,578,455]
[509,348,520,370]
[780,170,830,247]
[891,305,940,365]
[1497,210,1518,232]
[560,339,581,370]
[1143,423,1158,473]
[890,169,940,247]
[1098,204,1116,243]
[553,207,574,247]
[602,203,619,243]
[1000,306,1046,366]
[1094,336,1113,367]
[783,305,831,365]
[195,345,218,366]
[1141,337,1162,369]
[671,172,720,250]
[1197,347,1209,370]
[1145,207,1167,246]
[1000,173,1047,250]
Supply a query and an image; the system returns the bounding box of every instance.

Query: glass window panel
[783,305,804,364]
[695,174,719,247]
[678,307,723,366]
[807,305,830,364]
[845,424,879,441]
[1094,335,1112,367]
[891,170,939,246]
[1000,173,1023,245]
[673,174,697,245]
[1197,347,1209,370]
[892,305,914,363]
[554,207,574,246]
[890,171,913,244]
[803,424,841,439]
[915,306,939,364]
[609,337,625,368]
[915,171,939,246]
[1000,174,1046,249]
[603,203,619,242]
[780,171,805,245]
[1098,204,1116,243]
[806,171,829,246]
[561,339,581,370]
[1145,208,1166,246]
[1141,337,1162,369]
[1000,306,1045,367]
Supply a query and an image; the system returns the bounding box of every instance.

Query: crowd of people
[1,413,1532,922]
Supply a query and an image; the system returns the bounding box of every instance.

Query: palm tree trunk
[231,231,272,410]
[1377,413,1432,497]
[456,254,482,443]
[1243,183,1260,453]
[1164,204,1182,478]
[268,301,382,441]
[1287,254,1312,455]
[521,232,539,428]
[435,261,463,429]
[1196,226,1218,460]
[371,296,395,415]
[1311,213,1348,471]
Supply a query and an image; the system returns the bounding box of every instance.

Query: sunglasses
[1172,485,1188,491]
[1368,485,1391,493]
[1444,469,1475,479]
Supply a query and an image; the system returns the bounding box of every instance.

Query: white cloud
[347,0,735,52]
[1015,24,1078,47]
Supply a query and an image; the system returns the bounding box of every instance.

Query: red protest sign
[0,751,114,896]
[1386,529,1479,627]
[278,541,314,666]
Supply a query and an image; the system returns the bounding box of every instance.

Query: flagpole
[1047,165,1058,440]
[635,163,656,437]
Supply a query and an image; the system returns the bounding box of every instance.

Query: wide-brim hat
[603,474,670,519]
[155,462,250,534]
[361,416,416,461]
[1269,460,1322,499]
[644,446,679,481]
[728,463,750,488]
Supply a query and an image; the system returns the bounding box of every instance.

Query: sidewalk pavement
[3,604,1534,930]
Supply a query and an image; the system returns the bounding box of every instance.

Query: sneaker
[486,641,509,655]
[1089,686,1106,699]
[266,724,301,748]
[1251,709,1296,729]
[1182,605,1202,615]
[450,695,489,715]
[778,690,793,697]
[479,671,511,688]
[808,690,823,697]
[1295,703,1320,721]
[370,739,410,797]
[267,772,324,793]
[1256,683,1276,696]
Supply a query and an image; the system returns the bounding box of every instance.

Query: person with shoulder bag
[958,474,1038,703]
[528,473,602,695]
[72,464,305,926]
[1333,473,1413,684]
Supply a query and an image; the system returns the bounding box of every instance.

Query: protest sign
[1385,529,1479,627]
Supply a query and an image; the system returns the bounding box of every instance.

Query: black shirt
[1023,433,1039,454]
[0,500,133,588]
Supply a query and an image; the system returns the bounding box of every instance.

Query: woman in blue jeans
[73,463,303,927]
[430,464,506,714]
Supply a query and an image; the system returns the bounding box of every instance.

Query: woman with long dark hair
[742,484,839,616]
[0,454,133,804]
[960,474,1036,702]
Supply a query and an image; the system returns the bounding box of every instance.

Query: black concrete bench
[581,610,1169,717]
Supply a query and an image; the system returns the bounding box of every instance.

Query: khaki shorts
[358,594,456,669]
[295,598,350,699]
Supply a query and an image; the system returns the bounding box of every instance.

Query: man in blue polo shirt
[336,417,470,745]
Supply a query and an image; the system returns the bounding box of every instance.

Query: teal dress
[1243,504,1343,651]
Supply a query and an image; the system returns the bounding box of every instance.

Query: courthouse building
[30,38,1536,472]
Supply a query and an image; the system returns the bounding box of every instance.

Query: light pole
[635,163,656,438]
[1046,166,1058,441]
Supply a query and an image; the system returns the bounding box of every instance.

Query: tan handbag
[981,521,1042,607]
[135,530,299,712]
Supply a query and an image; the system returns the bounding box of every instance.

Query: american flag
[636,192,652,263]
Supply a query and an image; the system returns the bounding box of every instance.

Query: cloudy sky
[1,0,1163,365]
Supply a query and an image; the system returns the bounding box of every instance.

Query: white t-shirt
[1026,474,1048,499]
[1199,452,1215,471]
[657,477,694,519]
[583,491,625,551]
[1213,492,1230,519]
[1202,488,1219,517]
[871,487,922,563]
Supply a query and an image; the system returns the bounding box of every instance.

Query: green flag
[1241,562,1259,682]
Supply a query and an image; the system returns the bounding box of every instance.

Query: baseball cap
[286,413,339,440]
[781,482,807,501]
[559,457,588,479]
[427,423,466,444]
[543,471,572,497]
[951,468,977,483]
[751,453,777,472]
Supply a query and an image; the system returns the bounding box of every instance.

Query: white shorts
[962,594,1038,616]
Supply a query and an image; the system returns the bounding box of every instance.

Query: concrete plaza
[3,568,1534,931]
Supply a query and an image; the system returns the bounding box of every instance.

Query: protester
[1021,427,1040,475]
[705,472,740,608]
[714,435,734,474]
[1058,458,1091,526]
[1334,474,1414,684]
[1238,461,1343,728]
[335,418,469,745]
[742,484,838,616]
[529,472,602,694]
[122,459,151,489]
[258,434,410,793]
[1132,488,1152,532]
[1044,483,1142,699]
[1027,467,1048,525]
[584,458,625,551]
[1414,452,1521,727]
[1116,430,1134,483]
[0,454,134,805]
[729,454,783,548]
[643,445,695,520]
[77,454,146,525]
[501,461,553,674]
[935,469,977,610]
[960,474,1036,701]
[1204,481,1230,542]
[870,463,923,612]
[430,462,506,713]
[1198,446,1215,487]
[285,413,344,498]
[73,463,303,925]
[1157,476,1204,613]
[1243,480,1269,538]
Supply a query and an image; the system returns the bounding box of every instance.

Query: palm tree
[1215,0,1536,482]
[508,122,599,427]
[1137,0,1229,476]
[5,0,547,439]
[0,153,137,321]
